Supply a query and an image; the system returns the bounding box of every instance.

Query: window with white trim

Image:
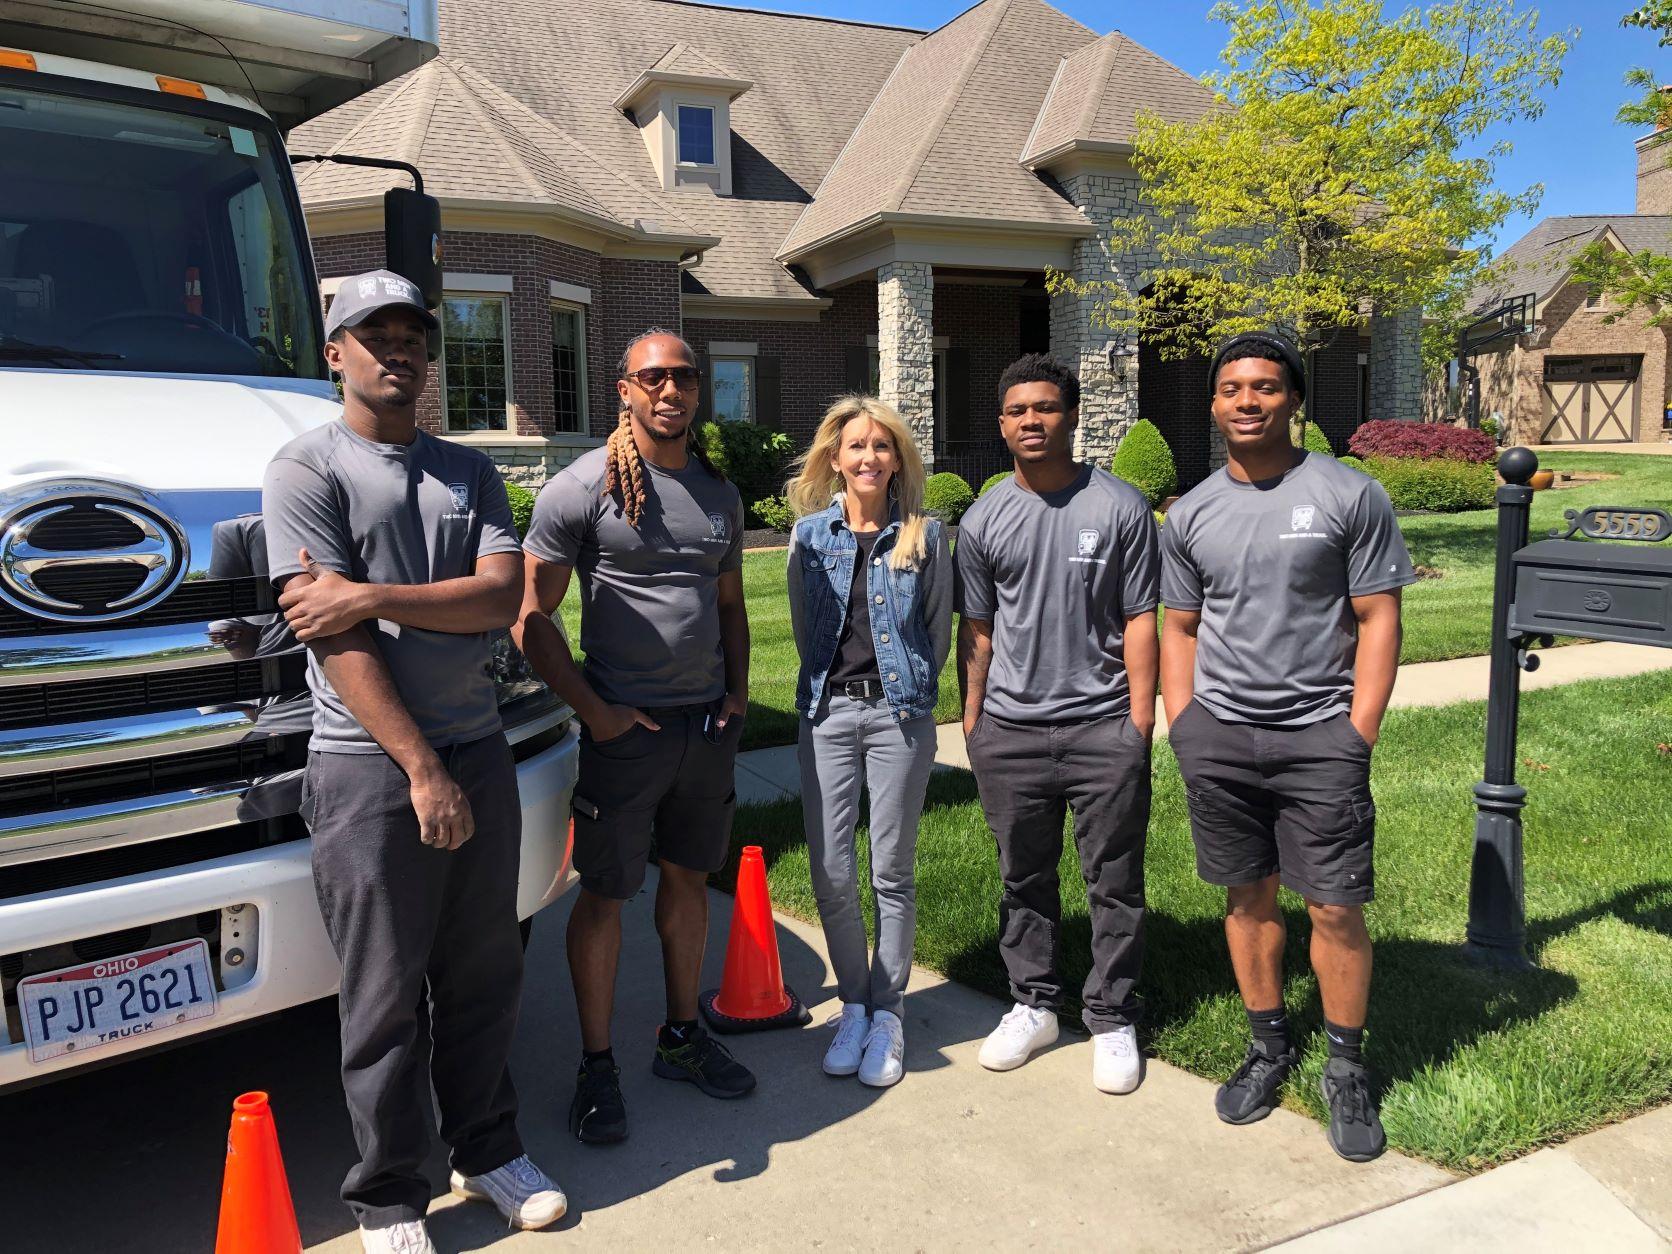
[677,104,716,166]
[711,355,754,422]
[442,294,510,432]
[550,301,587,434]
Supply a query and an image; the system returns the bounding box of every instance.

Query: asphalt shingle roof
[1022,32,1219,166]
[1469,214,1672,313]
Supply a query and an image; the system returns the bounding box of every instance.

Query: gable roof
[1468,214,1672,314]
[777,0,1099,260]
[1021,32,1218,167]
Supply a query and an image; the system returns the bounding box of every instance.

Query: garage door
[1540,355,1639,444]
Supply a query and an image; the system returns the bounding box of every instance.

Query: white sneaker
[449,1154,567,1230]
[360,1220,435,1254]
[1092,1024,1143,1094]
[823,1003,871,1076]
[978,1002,1059,1071]
[858,1009,905,1088]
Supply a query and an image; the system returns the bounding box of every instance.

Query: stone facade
[1637,131,1672,216]
[1368,309,1423,423]
[1049,170,1148,464]
[876,261,937,463]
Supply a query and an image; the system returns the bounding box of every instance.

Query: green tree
[1051,0,1570,372]
[1569,4,1672,325]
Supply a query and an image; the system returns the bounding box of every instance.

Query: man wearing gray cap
[262,270,565,1252]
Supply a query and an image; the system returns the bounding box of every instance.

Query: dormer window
[614,43,751,196]
[677,105,716,166]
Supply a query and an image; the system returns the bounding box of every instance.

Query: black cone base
[699,986,812,1034]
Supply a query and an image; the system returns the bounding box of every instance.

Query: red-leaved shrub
[1347,420,1497,464]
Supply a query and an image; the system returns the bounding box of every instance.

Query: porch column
[1369,307,1423,423]
[877,260,936,466]
[1051,170,1143,466]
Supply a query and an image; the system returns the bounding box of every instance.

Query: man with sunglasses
[514,328,754,1146]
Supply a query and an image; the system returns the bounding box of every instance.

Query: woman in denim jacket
[784,395,952,1089]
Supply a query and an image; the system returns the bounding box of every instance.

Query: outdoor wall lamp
[1107,335,1135,382]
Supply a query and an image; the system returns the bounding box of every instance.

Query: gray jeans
[966,711,1150,1031]
[798,693,938,1016]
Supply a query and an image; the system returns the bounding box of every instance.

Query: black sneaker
[569,1057,627,1144]
[1214,1041,1296,1125]
[652,1027,757,1098]
[1321,1056,1387,1162]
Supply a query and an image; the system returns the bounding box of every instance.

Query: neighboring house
[1459,128,1672,447]
[294,0,1424,491]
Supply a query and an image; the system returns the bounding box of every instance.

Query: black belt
[833,678,884,700]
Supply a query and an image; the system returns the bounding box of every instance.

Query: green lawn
[719,672,1672,1170]
[557,450,1672,750]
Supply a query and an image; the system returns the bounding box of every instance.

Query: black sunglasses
[623,366,702,390]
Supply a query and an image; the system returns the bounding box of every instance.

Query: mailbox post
[1469,448,1672,966]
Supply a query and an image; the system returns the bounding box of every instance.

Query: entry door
[1540,356,1639,443]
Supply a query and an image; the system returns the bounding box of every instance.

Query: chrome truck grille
[0,483,569,904]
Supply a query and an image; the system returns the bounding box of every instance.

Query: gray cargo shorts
[1168,700,1376,905]
[570,703,743,899]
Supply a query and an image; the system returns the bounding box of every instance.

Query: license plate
[18,938,217,1064]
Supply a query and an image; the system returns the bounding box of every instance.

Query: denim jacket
[787,502,953,721]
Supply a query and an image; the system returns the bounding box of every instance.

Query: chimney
[1636,86,1672,214]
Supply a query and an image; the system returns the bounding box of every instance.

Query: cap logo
[356,277,379,298]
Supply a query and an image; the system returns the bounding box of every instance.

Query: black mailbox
[1509,537,1672,647]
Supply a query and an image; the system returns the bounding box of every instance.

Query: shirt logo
[708,511,729,540]
[448,483,471,513]
[1291,506,1316,532]
[1077,528,1100,557]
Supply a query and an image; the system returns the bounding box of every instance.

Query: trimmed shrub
[980,470,1012,497]
[1362,457,1495,512]
[698,420,795,507]
[1349,420,1497,464]
[1110,419,1178,507]
[1301,421,1334,456]
[750,494,797,532]
[924,472,975,524]
[1338,455,1366,471]
[505,482,536,538]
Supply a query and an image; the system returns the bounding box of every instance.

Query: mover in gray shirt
[514,328,756,1146]
[261,270,564,1245]
[955,354,1158,1095]
[1159,331,1414,1166]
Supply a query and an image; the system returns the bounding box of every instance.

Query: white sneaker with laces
[359,1219,436,1254]
[449,1154,567,1230]
[823,1003,871,1076]
[978,1002,1059,1071]
[858,1009,905,1088]
[1092,1024,1142,1094]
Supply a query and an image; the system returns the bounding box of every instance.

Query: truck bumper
[0,724,577,1090]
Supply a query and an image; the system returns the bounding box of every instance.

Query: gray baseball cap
[324,269,440,344]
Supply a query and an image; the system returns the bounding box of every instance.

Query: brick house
[1459,129,1672,447]
[294,0,1423,493]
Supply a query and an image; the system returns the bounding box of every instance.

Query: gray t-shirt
[954,465,1159,722]
[261,420,521,753]
[524,443,743,707]
[1160,451,1416,726]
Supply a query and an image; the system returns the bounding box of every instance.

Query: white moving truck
[0,0,578,1088]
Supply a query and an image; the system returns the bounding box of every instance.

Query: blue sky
[755,0,1668,258]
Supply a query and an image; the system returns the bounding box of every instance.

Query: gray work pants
[303,733,525,1228]
[798,693,938,1016]
[966,712,1150,1031]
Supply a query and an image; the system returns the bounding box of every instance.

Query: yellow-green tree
[1053,0,1570,369]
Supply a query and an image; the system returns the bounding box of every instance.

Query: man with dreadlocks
[514,328,754,1144]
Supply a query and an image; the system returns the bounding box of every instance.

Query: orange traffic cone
[214,1091,303,1254]
[700,845,812,1033]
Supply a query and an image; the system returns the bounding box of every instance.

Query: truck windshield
[0,82,323,379]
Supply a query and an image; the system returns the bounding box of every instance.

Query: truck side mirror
[384,187,442,309]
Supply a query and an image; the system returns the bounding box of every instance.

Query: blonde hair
[784,395,929,570]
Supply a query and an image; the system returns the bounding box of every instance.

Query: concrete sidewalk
[302,871,1451,1253]
[735,641,1672,804]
